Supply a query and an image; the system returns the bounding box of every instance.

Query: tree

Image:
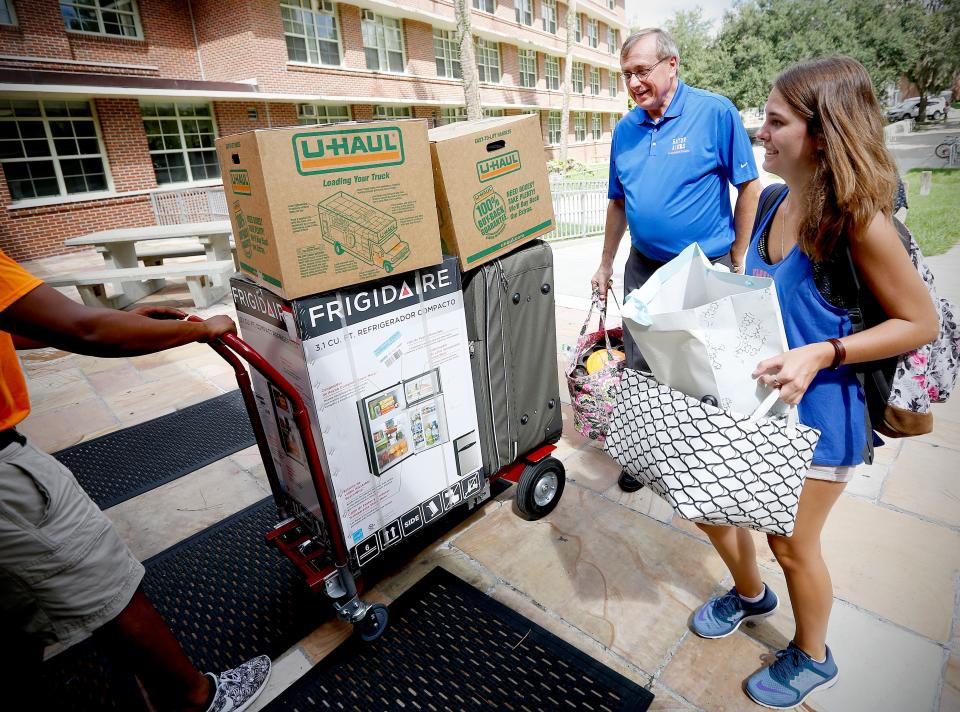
[710,0,911,108]
[897,0,960,121]
[559,0,577,162]
[663,7,719,91]
[453,0,483,121]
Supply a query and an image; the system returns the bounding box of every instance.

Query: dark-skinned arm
[0,284,235,357]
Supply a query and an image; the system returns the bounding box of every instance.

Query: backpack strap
[751,183,788,238]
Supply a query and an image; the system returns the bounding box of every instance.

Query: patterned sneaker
[691,585,778,639]
[744,642,839,709]
[206,655,272,712]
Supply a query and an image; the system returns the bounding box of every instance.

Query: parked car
[887,96,947,122]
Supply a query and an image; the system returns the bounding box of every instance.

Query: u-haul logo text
[230,169,251,195]
[293,127,405,175]
[476,150,521,183]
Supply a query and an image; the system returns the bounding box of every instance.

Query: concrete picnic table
[63,221,235,305]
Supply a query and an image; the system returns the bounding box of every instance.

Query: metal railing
[150,185,228,225]
[545,178,607,241]
[148,179,612,242]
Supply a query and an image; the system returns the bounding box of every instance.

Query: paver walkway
[16,238,960,711]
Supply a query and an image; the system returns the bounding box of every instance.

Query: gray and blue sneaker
[744,642,839,709]
[691,585,779,638]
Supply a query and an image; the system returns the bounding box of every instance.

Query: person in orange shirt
[0,250,270,712]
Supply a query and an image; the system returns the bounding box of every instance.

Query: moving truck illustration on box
[318,192,410,273]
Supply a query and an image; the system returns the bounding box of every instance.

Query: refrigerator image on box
[358,368,449,476]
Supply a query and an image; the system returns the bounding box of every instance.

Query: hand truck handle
[189,316,351,570]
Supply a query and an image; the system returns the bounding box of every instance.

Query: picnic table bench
[59,221,236,308]
[45,260,236,309]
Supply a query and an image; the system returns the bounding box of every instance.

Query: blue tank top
[745,187,866,466]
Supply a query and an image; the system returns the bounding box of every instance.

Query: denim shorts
[0,436,144,646]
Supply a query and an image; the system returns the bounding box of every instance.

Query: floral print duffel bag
[566,289,626,442]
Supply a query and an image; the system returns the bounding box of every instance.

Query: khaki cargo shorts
[0,435,144,647]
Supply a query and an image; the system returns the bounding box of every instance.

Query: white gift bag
[622,243,789,415]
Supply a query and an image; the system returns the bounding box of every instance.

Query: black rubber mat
[264,567,655,712]
[53,389,255,509]
[43,497,332,711]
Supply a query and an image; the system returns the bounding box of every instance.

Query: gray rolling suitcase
[461,240,565,518]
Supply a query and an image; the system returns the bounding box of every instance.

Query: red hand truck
[199,321,565,641]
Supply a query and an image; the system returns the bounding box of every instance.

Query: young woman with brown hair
[688,56,938,708]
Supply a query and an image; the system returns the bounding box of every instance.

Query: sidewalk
[17,240,960,711]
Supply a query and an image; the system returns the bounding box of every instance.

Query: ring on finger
[772,378,782,389]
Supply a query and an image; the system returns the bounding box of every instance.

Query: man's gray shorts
[0,435,144,647]
[622,246,733,370]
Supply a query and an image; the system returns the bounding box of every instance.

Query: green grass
[556,163,608,180]
[904,168,960,255]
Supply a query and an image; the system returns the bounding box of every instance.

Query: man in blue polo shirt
[590,27,761,492]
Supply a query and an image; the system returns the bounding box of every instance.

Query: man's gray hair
[620,28,680,64]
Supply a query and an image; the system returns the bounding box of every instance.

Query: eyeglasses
[622,57,669,83]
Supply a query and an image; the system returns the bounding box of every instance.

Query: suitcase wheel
[357,602,389,642]
[515,456,565,520]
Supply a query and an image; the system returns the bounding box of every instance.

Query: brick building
[0,0,628,261]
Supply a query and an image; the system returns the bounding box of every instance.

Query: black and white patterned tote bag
[605,370,821,536]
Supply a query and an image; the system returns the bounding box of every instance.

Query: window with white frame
[590,67,600,95]
[141,102,218,185]
[483,108,505,117]
[574,112,586,142]
[362,10,404,73]
[297,104,351,124]
[574,13,583,43]
[472,0,494,12]
[433,29,461,79]
[591,113,601,140]
[545,55,560,90]
[518,48,536,88]
[572,62,584,93]
[373,105,412,119]
[608,0,615,9]
[439,107,467,125]
[474,37,500,83]
[60,0,140,38]
[548,111,561,144]
[542,0,556,33]
[514,0,532,26]
[586,17,598,48]
[0,99,108,201]
[607,27,616,54]
[1,0,17,25]
[281,0,341,66]
[609,71,618,97]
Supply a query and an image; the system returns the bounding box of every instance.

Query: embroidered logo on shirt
[668,136,689,155]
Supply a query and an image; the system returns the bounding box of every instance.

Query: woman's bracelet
[825,338,846,370]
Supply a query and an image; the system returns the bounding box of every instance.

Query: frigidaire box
[217,120,442,300]
[230,256,485,569]
[428,114,555,271]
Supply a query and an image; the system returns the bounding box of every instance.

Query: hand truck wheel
[515,456,565,520]
[357,602,389,642]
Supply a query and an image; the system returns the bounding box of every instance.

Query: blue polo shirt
[608,80,758,262]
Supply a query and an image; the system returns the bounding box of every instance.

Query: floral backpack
[565,288,626,441]
[754,183,960,440]
[844,217,960,438]
[753,183,960,438]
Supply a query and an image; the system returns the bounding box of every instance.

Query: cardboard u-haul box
[428,114,556,271]
[217,120,442,300]
[230,256,485,569]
